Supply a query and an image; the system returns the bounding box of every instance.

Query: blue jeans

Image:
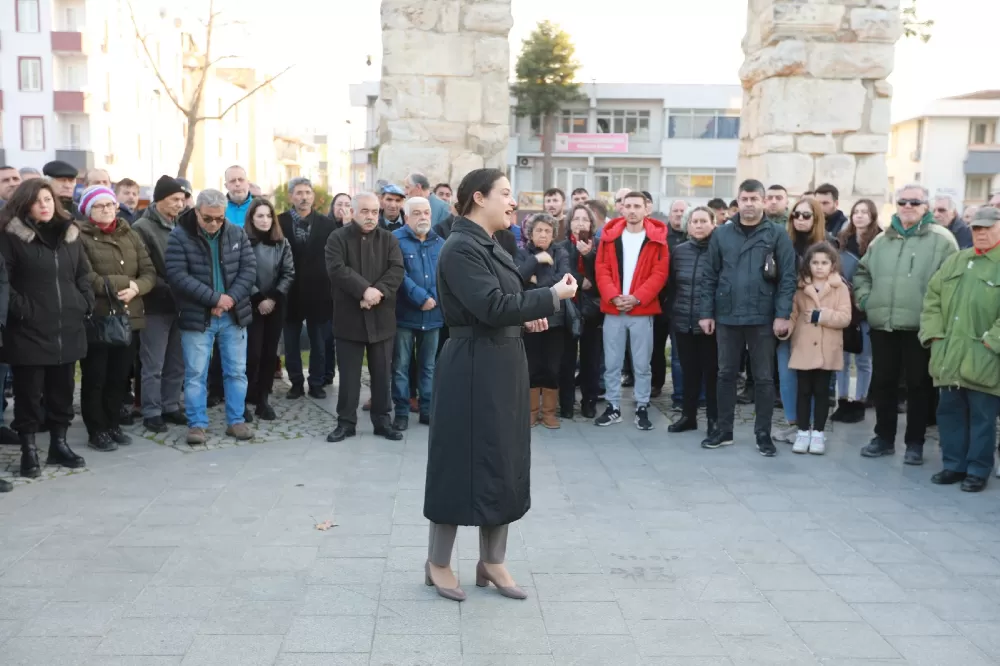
[837,320,873,400]
[284,319,329,389]
[670,333,683,403]
[777,339,813,425]
[937,387,999,479]
[392,327,439,418]
[180,316,248,428]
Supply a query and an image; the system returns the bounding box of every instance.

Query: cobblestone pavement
[1,379,998,665]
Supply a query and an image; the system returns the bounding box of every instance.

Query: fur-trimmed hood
[7,216,80,246]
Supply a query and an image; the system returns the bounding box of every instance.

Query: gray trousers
[140,313,185,418]
[428,522,508,567]
[603,314,654,408]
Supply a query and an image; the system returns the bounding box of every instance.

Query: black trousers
[559,319,602,410]
[525,328,564,389]
[12,363,75,434]
[797,369,832,432]
[674,331,718,421]
[869,329,932,445]
[81,340,136,435]
[246,308,284,404]
[717,324,776,434]
[651,315,670,390]
[336,337,393,429]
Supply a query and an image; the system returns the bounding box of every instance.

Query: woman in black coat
[667,206,718,436]
[0,179,95,478]
[557,204,602,419]
[245,199,295,421]
[516,214,571,429]
[424,169,577,602]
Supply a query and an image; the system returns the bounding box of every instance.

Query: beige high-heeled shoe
[476,561,527,599]
[425,561,466,602]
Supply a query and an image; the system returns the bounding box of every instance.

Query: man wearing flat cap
[42,160,83,220]
[920,206,1000,493]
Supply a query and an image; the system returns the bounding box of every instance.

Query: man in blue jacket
[391,197,444,431]
[166,189,257,445]
[403,172,451,229]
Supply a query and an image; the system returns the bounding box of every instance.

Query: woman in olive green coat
[78,186,156,452]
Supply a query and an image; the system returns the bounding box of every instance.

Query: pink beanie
[80,186,117,219]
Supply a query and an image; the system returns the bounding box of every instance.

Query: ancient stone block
[807,43,894,79]
[481,80,511,125]
[869,98,891,134]
[450,151,486,180]
[756,153,816,194]
[756,78,866,135]
[815,154,857,197]
[797,135,837,155]
[855,154,889,196]
[739,40,807,89]
[843,133,888,154]
[462,2,514,34]
[378,144,452,186]
[874,80,893,98]
[438,0,461,31]
[467,123,509,158]
[444,79,483,123]
[381,77,445,120]
[749,134,796,156]
[381,0,447,31]
[850,7,903,43]
[761,3,846,43]
[382,30,474,77]
[475,37,509,75]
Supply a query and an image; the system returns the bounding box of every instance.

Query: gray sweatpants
[140,313,185,418]
[602,314,654,409]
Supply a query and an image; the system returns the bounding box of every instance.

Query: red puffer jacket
[594,217,669,317]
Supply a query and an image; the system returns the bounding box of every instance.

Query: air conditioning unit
[517,157,532,167]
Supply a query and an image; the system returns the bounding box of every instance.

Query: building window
[65,63,84,91]
[64,6,79,31]
[596,110,650,140]
[664,168,737,198]
[16,0,40,32]
[966,176,994,202]
[593,167,651,194]
[21,117,44,151]
[970,120,997,145]
[67,123,82,150]
[18,57,42,92]
[559,110,588,134]
[667,109,740,140]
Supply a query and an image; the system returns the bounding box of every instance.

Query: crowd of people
[0,159,998,501]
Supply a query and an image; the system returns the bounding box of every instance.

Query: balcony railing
[54,91,89,113]
[51,32,86,54]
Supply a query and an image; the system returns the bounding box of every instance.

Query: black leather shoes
[108,427,132,445]
[392,416,409,432]
[580,402,597,419]
[860,437,894,458]
[88,431,118,452]
[307,386,327,399]
[286,385,305,400]
[47,427,85,468]
[931,470,966,485]
[143,416,169,433]
[255,401,277,421]
[18,433,40,479]
[961,475,988,493]
[326,425,356,443]
[374,426,404,441]
[162,410,188,425]
[903,446,924,466]
[667,415,698,433]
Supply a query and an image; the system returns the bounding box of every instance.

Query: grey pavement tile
[739,564,830,591]
[388,524,428,547]
[909,588,1000,622]
[368,634,462,665]
[681,574,764,603]
[95,618,200,656]
[88,548,176,575]
[18,601,122,637]
[878,562,971,590]
[461,616,551,654]
[306,557,385,584]
[124,586,225,619]
[3,636,102,666]
[614,588,700,620]
[723,540,802,564]
[31,535,116,560]
[851,540,934,564]
[526,547,601,574]
[385,546,429,572]
[547,635,641,665]
[695,602,793,636]
[887,635,995,666]
[820,574,911,603]
[851,602,957,636]
[0,618,22,642]
[274,657,368,666]
[715,633,820,665]
[223,574,307,602]
[789,621,901,660]
[375,599,460,634]
[199,599,297,635]
[238,546,318,572]
[178,635,282,666]
[52,572,153,603]
[539,601,628,635]
[530,574,616,602]
[629,619,727,658]
[956,621,1000,657]
[461,657,555,666]
[0,558,84,586]
[763,591,862,622]
[282,615,375,653]
[85,658,184,666]
[0,585,56,619]
[900,529,978,554]
[931,550,1000,576]
[297,584,380,615]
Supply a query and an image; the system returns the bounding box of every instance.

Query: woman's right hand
[552,274,578,300]
[535,251,553,265]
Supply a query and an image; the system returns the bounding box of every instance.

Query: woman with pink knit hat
[78,185,156,452]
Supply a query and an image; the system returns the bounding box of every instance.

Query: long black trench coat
[424,218,558,527]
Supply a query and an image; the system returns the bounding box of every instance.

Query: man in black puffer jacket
[165,189,256,444]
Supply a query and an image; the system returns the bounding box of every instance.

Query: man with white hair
[403,172,451,228]
[165,188,257,444]
[325,192,405,443]
[391,197,444,431]
[855,183,958,465]
[932,193,972,249]
[224,165,253,225]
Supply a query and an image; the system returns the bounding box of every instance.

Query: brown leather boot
[529,388,541,427]
[541,388,560,429]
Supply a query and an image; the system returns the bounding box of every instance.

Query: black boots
[19,432,40,478]
[667,415,698,433]
[46,426,85,469]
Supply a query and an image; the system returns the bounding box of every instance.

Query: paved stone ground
[1,377,999,665]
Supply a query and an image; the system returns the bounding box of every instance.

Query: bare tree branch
[197,66,293,122]
[126,0,186,113]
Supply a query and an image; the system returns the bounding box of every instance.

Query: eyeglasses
[199,214,226,225]
[90,202,116,212]
[791,212,813,220]
[897,199,926,208]
[933,207,950,213]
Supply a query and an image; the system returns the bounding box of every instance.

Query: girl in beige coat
[784,242,852,454]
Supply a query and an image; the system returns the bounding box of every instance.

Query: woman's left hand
[117,286,138,303]
[525,318,549,333]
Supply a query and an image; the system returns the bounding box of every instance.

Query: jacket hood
[599,216,668,244]
[140,203,176,230]
[887,211,936,237]
[6,216,80,245]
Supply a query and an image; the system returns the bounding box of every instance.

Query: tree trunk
[541,112,554,191]
[177,114,199,179]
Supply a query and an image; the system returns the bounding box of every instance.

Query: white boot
[809,430,826,455]
[793,430,810,454]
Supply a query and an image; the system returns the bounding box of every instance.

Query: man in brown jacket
[325,192,405,442]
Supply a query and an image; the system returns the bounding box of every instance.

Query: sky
[209,0,1000,149]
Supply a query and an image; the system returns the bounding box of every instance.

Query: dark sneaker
[667,415,697,433]
[903,446,924,466]
[255,403,277,421]
[119,405,135,426]
[931,470,966,485]
[635,406,653,431]
[143,416,169,433]
[374,426,404,441]
[756,432,777,457]
[830,399,849,422]
[595,405,622,427]
[87,431,118,452]
[580,401,597,419]
[326,425,356,443]
[286,385,305,400]
[701,431,734,449]
[393,415,409,432]
[860,437,894,458]
[307,386,327,399]
[559,406,574,419]
[162,410,188,425]
[961,475,988,492]
[108,427,132,445]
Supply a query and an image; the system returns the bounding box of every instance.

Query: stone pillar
[738,1,901,203]
[377,0,513,188]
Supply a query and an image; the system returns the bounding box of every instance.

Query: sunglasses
[200,214,226,225]
[897,199,926,208]
[791,211,813,220]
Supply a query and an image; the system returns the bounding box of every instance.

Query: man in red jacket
[593,191,670,430]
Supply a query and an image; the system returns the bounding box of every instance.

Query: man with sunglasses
[854,184,958,465]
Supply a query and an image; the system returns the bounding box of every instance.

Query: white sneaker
[775,425,798,443]
[809,430,826,455]
[793,430,810,454]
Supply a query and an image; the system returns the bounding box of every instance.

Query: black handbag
[564,298,582,338]
[85,278,132,347]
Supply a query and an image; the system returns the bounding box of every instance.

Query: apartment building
[887,91,1000,208]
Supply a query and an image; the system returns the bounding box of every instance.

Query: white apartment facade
[887,91,1000,208]
[349,80,742,210]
